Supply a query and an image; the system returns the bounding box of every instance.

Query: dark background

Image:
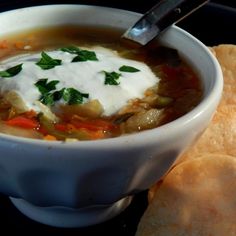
[0,0,235,46]
[0,1,235,235]
[0,0,235,11]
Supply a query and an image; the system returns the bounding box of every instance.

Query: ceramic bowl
[0,4,223,227]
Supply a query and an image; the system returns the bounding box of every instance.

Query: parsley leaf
[39,89,65,106]
[39,87,89,106]
[61,46,98,62]
[0,64,23,78]
[62,88,89,105]
[119,65,140,73]
[36,51,62,70]
[60,46,81,54]
[72,50,98,62]
[40,93,55,106]
[35,78,60,106]
[103,71,121,85]
[35,78,59,94]
[35,77,89,106]
[52,89,65,101]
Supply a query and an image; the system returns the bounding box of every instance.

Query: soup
[0,26,202,141]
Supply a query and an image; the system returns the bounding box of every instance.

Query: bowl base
[9,196,133,228]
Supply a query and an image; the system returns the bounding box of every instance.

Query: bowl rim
[0,4,223,148]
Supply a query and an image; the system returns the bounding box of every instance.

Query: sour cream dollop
[0,47,159,116]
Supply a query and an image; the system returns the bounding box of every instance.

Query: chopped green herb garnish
[60,46,81,54]
[35,78,59,94]
[36,51,62,70]
[39,88,65,106]
[52,88,65,101]
[103,71,121,85]
[61,46,98,62]
[40,92,55,106]
[35,78,89,106]
[119,65,140,73]
[72,50,98,62]
[35,78,60,106]
[39,88,89,106]
[0,64,23,78]
[62,88,89,105]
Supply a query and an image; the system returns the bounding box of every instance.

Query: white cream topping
[0,47,159,116]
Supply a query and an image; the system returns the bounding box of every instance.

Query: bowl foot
[9,196,133,228]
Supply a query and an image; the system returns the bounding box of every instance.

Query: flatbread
[178,45,236,162]
[136,154,236,236]
[136,45,236,236]
[211,45,236,106]
[179,104,236,162]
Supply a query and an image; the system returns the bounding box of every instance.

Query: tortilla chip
[136,154,236,236]
[178,45,236,162]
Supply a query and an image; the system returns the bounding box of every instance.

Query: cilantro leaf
[72,49,98,62]
[35,78,59,94]
[103,71,121,85]
[0,64,23,78]
[60,46,81,54]
[119,65,140,73]
[36,51,62,70]
[62,88,89,105]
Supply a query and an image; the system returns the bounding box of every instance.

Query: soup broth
[0,25,203,141]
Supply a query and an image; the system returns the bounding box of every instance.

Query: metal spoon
[123,0,209,45]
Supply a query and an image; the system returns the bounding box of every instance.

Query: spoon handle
[123,0,209,45]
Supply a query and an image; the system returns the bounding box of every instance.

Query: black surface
[177,2,236,46]
[0,1,235,235]
[0,0,235,46]
[0,0,236,11]
[0,192,148,235]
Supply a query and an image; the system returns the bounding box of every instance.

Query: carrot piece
[76,128,105,140]
[0,40,9,49]
[14,41,25,49]
[44,135,57,141]
[71,119,115,132]
[89,130,105,139]
[6,116,39,129]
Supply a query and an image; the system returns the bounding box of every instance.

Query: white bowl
[0,4,223,227]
